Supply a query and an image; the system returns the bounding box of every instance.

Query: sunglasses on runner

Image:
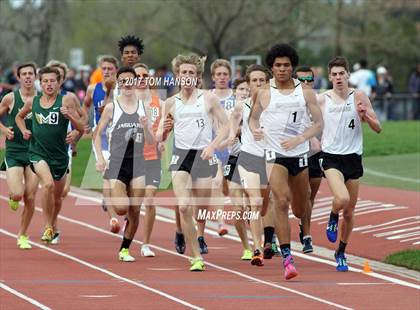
[297,76,314,83]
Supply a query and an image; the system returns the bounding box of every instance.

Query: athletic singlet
[173,91,212,150]
[5,90,33,153]
[143,95,161,160]
[240,98,265,157]
[263,78,309,157]
[107,99,146,160]
[321,90,363,155]
[211,89,240,157]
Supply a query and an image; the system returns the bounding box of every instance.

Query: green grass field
[384,249,420,272]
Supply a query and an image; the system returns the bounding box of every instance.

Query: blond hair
[171,54,206,76]
[210,59,232,76]
[46,59,68,79]
[100,55,119,68]
[133,63,149,71]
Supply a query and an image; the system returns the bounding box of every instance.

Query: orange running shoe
[251,249,264,266]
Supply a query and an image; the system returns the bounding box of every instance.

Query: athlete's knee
[178,205,192,215]
[177,197,191,209]
[61,187,70,199]
[292,207,305,219]
[129,206,141,219]
[114,205,129,216]
[248,194,263,208]
[23,192,36,207]
[43,181,55,193]
[342,208,354,221]
[334,194,350,208]
[143,196,154,206]
[277,198,290,211]
[9,191,23,202]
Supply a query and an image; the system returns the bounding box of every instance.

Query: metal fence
[373,94,420,121]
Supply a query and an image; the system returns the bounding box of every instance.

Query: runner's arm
[61,96,85,132]
[202,93,229,158]
[0,93,13,137]
[15,100,32,140]
[156,97,174,143]
[218,100,243,150]
[355,90,381,133]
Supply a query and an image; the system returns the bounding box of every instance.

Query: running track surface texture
[0,177,419,310]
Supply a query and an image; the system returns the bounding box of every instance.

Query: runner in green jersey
[16,66,84,242]
[0,62,39,249]
[45,60,87,245]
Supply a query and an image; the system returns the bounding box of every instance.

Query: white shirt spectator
[349,69,376,97]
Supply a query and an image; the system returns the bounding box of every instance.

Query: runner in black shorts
[294,65,323,253]
[94,67,154,262]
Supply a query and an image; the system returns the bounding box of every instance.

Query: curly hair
[265,44,299,69]
[118,35,144,55]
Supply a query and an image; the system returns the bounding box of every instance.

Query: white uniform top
[262,78,309,157]
[321,90,363,155]
[240,98,265,157]
[212,89,241,156]
[173,91,213,150]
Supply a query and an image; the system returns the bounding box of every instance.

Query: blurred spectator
[0,62,19,98]
[234,65,243,80]
[374,66,394,119]
[375,66,393,97]
[312,66,328,91]
[63,68,77,93]
[89,56,103,85]
[408,64,420,119]
[349,59,376,97]
[75,65,91,100]
[155,65,176,98]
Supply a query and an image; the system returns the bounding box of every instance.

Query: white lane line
[0,282,52,310]
[374,227,420,238]
[361,221,420,234]
[49,210,353,310]
[0,195,352,309]
[318,207,408,224]
[354,217,420,232]
[2,190,418,291]
[400,236,420,243]
[0,229,204,310]
[336,283,395,286]
[387,232,420,240]
[364,168,420,183]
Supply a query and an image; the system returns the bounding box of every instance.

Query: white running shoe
[50,232,60,244]
[141,244,155,257]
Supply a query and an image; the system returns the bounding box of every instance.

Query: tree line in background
[0,0,418,90]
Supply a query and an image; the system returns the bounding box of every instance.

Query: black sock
[120,237,132,251]
[336,240,347,256]
[264,226,274,245]
[280,244,291,258]
[329,211,339,222]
